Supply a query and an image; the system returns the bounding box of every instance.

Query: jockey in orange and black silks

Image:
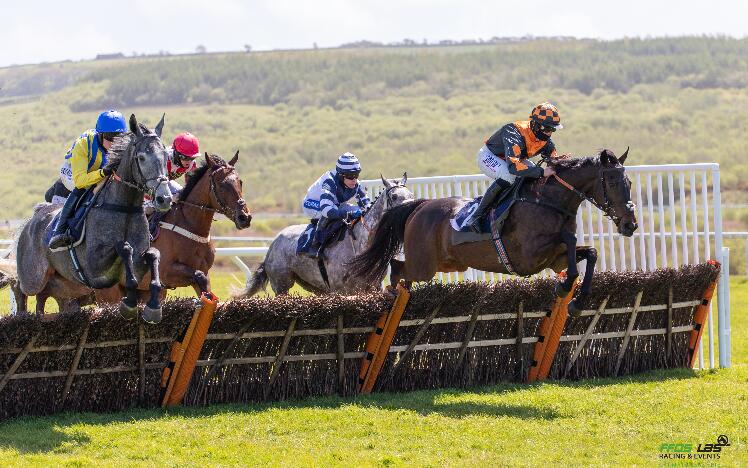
[464,102,562,232]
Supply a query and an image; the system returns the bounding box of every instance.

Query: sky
[2,0,747,67]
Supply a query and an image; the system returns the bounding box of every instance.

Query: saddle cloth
[296,219,348,255]
[450,196,513,234]
[45,188,95,251]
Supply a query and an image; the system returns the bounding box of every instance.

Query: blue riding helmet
[95,110,127,133]
[335,152,362,176]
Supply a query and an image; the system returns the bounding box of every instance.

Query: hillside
[1,37,748,223]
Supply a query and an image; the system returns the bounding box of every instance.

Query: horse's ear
[401,172,408,185]
[154,113,165,138]
[229,150,239,166]
[600,149,616,166]
[619,146,629,165]
[204,152,213,166]
[381,174,393,189]
[129,114,141,136]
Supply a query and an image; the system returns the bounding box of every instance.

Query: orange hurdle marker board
[161,292,219,407]
[688,263,721,369]
[358,283,411,394]
[527,279,578,383]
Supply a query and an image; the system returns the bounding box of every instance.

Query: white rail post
[720,247,731,367]
[711,167,726,368]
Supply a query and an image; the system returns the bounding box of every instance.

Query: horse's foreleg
[192,270,210,296]
[166,262,210,297]
[569,246,598,316]
[115,241,139,320]
[141,248,163,324]
[555,231,579,296]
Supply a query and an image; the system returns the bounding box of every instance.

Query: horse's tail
[347,199,428,284]
[237,261,269,298]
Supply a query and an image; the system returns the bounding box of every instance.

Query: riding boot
[48,189,82,249]
[307,218,330,259]
[466,179,512,233]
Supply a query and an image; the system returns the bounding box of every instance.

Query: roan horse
[9,114,174,322]
[239,175,413,296]
[96,151,251,303]
[348,150,638,314]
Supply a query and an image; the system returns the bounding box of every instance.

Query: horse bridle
[549,165,633,225]
[111,136,169,198]
[351,183,403,233]
[176,165,246,219]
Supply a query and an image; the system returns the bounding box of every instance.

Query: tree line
[60,36,748,110]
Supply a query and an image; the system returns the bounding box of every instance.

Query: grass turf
[0,278,745,465]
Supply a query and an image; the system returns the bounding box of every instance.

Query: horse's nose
[625,221,638,232]
[237,211,252,228]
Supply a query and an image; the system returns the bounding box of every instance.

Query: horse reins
[528,157,628,224]
[550,169,627,224]
[109,138,170,199]
[346,183,402,249]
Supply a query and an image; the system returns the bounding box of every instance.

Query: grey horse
[9,114,173,322]
[239,175,413,296]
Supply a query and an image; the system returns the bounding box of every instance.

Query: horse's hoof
[118,302,138,321]
[568,299,583,318]
[142,306,162,324]
[554,282,571,297]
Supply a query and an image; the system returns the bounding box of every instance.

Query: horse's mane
[102,132,134,171]
[362,187,385,216]
[179,154,228,202]
[548,149,620,172]
[361,181,406,216]
[103,123,162,172]
[548,154,599,172]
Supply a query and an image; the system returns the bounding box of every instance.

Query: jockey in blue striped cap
[300,152,371,258]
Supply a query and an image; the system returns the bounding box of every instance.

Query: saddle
[296,219,348,256]
[450,179,524,242]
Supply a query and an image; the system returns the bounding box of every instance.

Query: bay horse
[96,152,251,303]
[7,115,173,322]
[239,175,412,296]
[348,149,638,314]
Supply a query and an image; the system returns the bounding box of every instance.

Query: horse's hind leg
[141,248,163,324]
[269,269,295,295]
[389,259,405,290]
[115,241,139,320]
[35,293,48,317]
[10,283,27,314]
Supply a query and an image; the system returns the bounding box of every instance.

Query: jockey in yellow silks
[48,110,127,249]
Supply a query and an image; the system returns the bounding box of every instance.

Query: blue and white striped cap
[335,152,362,175]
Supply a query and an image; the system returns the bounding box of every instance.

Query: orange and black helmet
[530,102,563,130]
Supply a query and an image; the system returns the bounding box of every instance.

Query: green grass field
[0,277,745,465]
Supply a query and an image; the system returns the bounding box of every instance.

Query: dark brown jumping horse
[348,149,638,315]
[97,152,251,303]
